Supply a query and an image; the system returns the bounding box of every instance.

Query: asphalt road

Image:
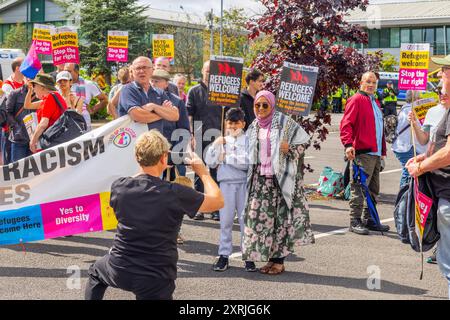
[0,113,447,300]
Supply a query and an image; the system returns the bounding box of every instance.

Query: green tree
[59,0,150,84]
[380,52,398,72]
[174,26,203,84]
[245,35,274,67]
[2,23,30,52]
[151,21,203,85]
[204,8,249,59]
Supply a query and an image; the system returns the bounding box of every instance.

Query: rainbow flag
[20,42,42,79]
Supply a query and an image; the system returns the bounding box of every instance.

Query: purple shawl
[255,90,276,177]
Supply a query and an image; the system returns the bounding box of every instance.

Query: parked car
[0,48,25,81]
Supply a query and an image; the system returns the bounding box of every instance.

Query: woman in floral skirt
[242,90,315,275]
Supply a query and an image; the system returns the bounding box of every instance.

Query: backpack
[393,181,410,242]
[384,114,398,144]
[39,93,87,150]
[0,95,7,127]
[406,174,440,253]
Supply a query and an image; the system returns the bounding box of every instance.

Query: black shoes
[213,255,229,271]
[365,220,390,232]
[350,219,391,235]
[245,261,257,272]
[193,212,204,220]
[349,220,369,235]
[213,257,258,272]
[211,211,220,221]
[193,212,220,221]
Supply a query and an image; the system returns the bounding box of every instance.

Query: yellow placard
[99,192,118,231]
[412,98,437,124]
[400,50,429,70]
[108,35,128,48]
[52,32,78,49]
[152,38,175,58]
[33,28,52,42]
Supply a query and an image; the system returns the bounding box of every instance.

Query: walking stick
[410,90,424,280]
[221,106,225,138]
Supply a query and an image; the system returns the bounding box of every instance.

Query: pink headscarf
[254,90,276,177]
[255,90,276,129]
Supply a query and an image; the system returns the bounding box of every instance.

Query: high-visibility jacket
[383,87,397,103]
[332,88,343,99]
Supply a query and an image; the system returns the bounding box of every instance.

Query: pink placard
[52,46,79,66]
[41,194,103,239]
[33,39,52,55]
[107,47,128,62]
[417,190,432,229]
[398,68,428,91]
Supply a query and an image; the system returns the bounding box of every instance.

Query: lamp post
[206,9,214,55]
[220,0,223,55]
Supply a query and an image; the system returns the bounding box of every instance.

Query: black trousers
[85,255,175,300]
[332,98,342,113]
[194,167,217,193]
[383,103,397,117]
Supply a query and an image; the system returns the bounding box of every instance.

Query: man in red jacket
[340,71,390,235]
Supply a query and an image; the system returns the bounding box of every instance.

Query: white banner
[0,116,147,245]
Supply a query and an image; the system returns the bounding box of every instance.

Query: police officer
[382,80,398,116]
[332,87,343,113]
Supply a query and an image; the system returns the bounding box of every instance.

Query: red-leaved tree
[248,0,382,169]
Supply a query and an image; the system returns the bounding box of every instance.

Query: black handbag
[39,93,87,150]
[406,173,440,253]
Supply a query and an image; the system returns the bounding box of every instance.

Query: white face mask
[228,128,243,137]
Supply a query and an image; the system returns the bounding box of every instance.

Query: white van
[0,49,26,81]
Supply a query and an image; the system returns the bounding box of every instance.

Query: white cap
[56,70,72,82]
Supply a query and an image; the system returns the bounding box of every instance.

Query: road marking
[229,252,242,260]
[314,218,394,239]
[304,156,315,159]
[381,168,402,175]
[228,217,395,261]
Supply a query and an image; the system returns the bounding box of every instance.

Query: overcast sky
[139,0,431,17]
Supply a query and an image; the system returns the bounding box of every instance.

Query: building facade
[346,0,450,61]
[0,0,67,44]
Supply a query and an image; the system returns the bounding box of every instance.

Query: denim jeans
[394,147,414,188]
[437,198,450,300]
[10,143,32,162]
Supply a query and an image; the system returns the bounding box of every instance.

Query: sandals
[266,263,285,275]
[259,262,274,274]
[259,262,285,275]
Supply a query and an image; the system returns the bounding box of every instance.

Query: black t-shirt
[186,82,229,134]
[240,89,255,131]
[108,174,204,279]
[431,108,450,200]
